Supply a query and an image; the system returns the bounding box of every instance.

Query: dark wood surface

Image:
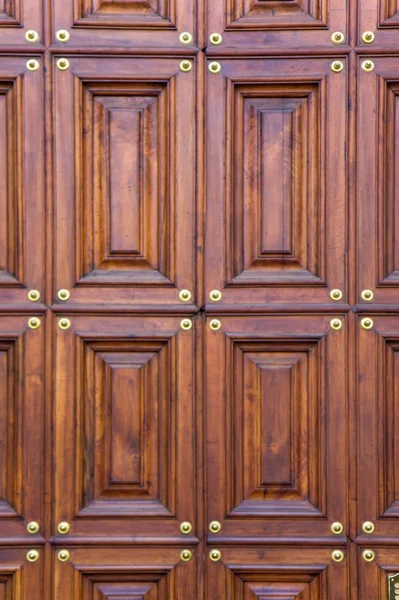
[0,0,398,597]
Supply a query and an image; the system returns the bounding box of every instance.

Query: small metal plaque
[388,573,399,600]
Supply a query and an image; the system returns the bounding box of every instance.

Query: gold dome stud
[330,318,343,331]
[209,61,222,74]
[210,33,222,45]
[57,521,71,534]
[179,32,193,44]
[180,60,193,73]
[361,317,374,330]
[362,31,375,43]
[56,29,70,42]
[58,318,71,330]
[180,318,193,331]
[27,521,40,534]
[57,289,70,301]
[331,60,344,73]
[210,290,222,302]
[26,550,40,562]
[209,521,221,533]
[25,30,39,42]
[332,550,345,562]
[180,521,192,534]
[180,549,192,561]
[179,289,192,302]
[361,289,374,301]
[209,319,221,331]
[209,549,222,562]
[28,317,41,330]
[331,522,344,534]
[330,289,343,301]
[26,59,40,71]
[28,290,40,302]
[56,58,70,71]
[361,60,375,72]
[57,550,70,562]
[362,521,375,534]
[331,31,344,44]
[362,549,375,562]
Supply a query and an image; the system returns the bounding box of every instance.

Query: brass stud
[331,522,344,534]
[361,289,374,301]
[331,60,344,73]
[330,318,343,331]
[179,289,192,302]
[57,550,70,562]
[180,521,192,534]
[362,549,375,562]
[361,60,375,72]
[209,549,222,562]
[209,61,222,74]
[56,58,70,71]
[180,549,192,562]
[57,521,71,534]
[28,317,40,330]
[27,521,40,534]
[361,317,374,330]
[26,59,40,72]
[362,521,375,534]
[210,290,222,302]
[56,29,70,42]
[28,290,40,302]
[180,318,192,331]
[26,550,39,562]
[209,319,221,331]
[362,31,375,43]
[331,31,344,44]
[179,32,193,44]
[180,60,192,73]
[330,289,343,301]
[210,33,223,45]
[58,318,71,330]
[209,521,222,533]
[25,30,39,42]
[332,550,345,563]
[57,289,70,301]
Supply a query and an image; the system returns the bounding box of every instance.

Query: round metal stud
[332,550,345,563]
[56,58,70,71]
[210,290,222,302]
[209,319,221,331]
[179,32,193,44]
[209,549,222,562]
[180,318,193,331]
[27,521,40,534]
[362,521,375,534]
[25,30,39,43]
[56,29,70,42]
[180,60,192,73]
[210,33,223,45]
[362,31,375,43]
[179,289,192,302]
[209,61,222,74]
[361,289,374,301]
[180,549,192,562]
[28,290,40,302]
[57,550,70,562]
[57,521,71,534]
[330,318,343,331]
[26,550,39,562]
[58,318,71,330]
[330,289,343,301]
[28,317,40,330]
[209,521,222,533]
[361,317,374,330]
[331,522,344,535]
[57,289,70,301]
[331,31,344,44]
[361,60,375,72]
[331,60,344,73]
[362,549,375,562]
[180,521,192,534]
[26,59,40,72]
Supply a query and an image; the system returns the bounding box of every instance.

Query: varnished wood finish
[0,547,44,600]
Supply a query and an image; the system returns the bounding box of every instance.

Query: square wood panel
[0,547,44,600]
[0,0,43,46]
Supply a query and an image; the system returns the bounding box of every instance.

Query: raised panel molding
[226,0,327,28]
[0,0,21,25]
[75,0,176,27]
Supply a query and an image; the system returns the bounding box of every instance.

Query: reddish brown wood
[0,547,44,599]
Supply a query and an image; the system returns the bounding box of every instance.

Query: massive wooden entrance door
[0,0,398,597]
